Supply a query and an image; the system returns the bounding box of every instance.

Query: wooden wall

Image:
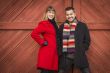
[0,0,110,73]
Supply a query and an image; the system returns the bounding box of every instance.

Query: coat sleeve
[83,23,91,51]
[58,24,64,56]
[31,22,45,46]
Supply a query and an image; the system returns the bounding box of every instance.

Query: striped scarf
[63,22,77,53]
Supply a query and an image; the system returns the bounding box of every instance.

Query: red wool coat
[31,20,58,71]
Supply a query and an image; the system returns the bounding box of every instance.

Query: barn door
[0,0,72,73]
[0,0,110,73]
[73,0,110,73]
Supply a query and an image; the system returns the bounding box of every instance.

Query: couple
[31,6,91,73]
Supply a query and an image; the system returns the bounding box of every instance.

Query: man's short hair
[65,7,75,13]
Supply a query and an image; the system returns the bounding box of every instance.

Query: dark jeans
[41,69,56,73]
[58,53,91,73]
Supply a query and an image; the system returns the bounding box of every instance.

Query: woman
[31,6,60,73]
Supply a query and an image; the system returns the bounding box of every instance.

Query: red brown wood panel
[0,0,72,73]
[0,30,40,73]
[73,0,110,73]
[13,0,71,22]
[88,31,110,73]
[0,0,110,73]
[0,0,33,22]
[0,0,72,29]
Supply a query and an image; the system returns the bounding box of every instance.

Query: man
[58,7,91,73]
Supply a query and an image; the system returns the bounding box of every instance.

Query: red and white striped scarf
[63,22,77,53]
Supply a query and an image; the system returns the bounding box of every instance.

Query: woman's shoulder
[39,20,49,24]
[37,20,49,27]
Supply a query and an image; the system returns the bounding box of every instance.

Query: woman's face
[46,11,55,20]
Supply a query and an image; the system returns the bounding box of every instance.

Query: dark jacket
[59,21,91,68]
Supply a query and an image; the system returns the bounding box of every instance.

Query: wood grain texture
[81,0,110,23]
[0,0,67,22]
[0,30,39,73]
[0,22,110,30]
[73,0,110,73]
[0,0,110,73]
[0,0,69,29]
[88,31,110,73]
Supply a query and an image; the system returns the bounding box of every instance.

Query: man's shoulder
[78,21,87,27]
[78,21,86,25]
[77,21,89,31]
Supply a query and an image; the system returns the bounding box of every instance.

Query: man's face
[66,10,76,23]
